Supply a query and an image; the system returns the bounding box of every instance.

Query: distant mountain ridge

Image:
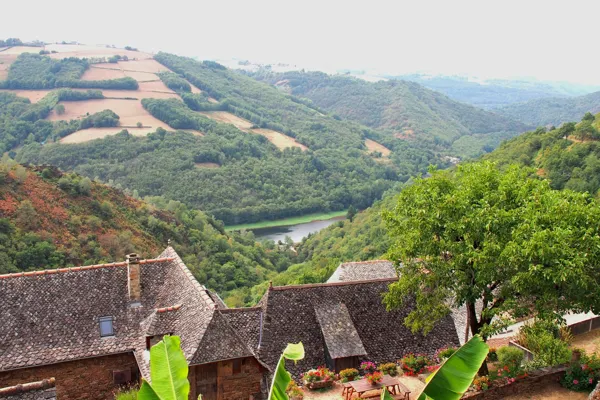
[390,73,600,110]
[495,91,600,127]
[249,70,530,157]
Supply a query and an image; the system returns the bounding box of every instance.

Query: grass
[225,210,347,231]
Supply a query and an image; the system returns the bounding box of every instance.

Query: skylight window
[99,316,114,337]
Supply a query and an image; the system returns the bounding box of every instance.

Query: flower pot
[304,380,333,390]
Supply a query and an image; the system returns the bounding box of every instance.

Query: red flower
[573,379,579,385]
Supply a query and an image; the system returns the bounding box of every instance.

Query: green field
[225,210,347,231]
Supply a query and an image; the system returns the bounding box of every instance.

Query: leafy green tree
[54,104,65,115]
[583,112,595,122]
[383,162,600,353]
[346,205,357,222]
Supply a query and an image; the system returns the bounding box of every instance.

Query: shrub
[360,361,377,375]
[472,375,490,391]
[366,371,383,384]
[497,346,523,370]
[399,354,434,376]
[286,380,304,399]
[437,347,457,361]
[339,368,359,382]
[561,364,596,392]
[303,366,335,383]
[377,362,398,376]
[115,387,138,400]
[518,320,572,367]
[487,347,498,362]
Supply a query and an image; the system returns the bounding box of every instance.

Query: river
[252,215,345,243]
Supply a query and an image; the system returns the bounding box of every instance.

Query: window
[233,359,242,374]
[99,316,114,337]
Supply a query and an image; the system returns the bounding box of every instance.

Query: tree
[137,122,143,128]
[383,162,600,373]
[346,205,357,222]
[15,200,38,231]
[55,104,65,115]
[583,112,595,122]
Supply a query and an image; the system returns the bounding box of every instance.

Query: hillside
[249,70,530,157]
[1,42,447,226]
[244,113,600,303]
[496,91,600,127]
[0,160,298,302]
[394,74,598,110]
[485,112,600,193]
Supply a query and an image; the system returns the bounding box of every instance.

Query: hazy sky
[3,0,600,84]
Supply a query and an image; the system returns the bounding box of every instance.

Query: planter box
[304,380,333,390]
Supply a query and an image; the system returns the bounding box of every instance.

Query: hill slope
[496,91,600,127]
[0,161,297,302]
[3,48,442,225]
[249,70,530,157]
[394,74,598,110]
[243,113,600,303]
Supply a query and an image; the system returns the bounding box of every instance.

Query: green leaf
[418,336,488,400]
[381,386,395,400]
[268,342,305,400]
[138,335,190,400]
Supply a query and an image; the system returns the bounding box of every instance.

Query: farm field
[47,98,171,128]
[365,138,391,156]
[60,127,159,143]
[124,70,159,82]
[81,66,126,80]
[0,88,179,103]
[199,111,254,131]
[44,43,153,60]
[0,46,40,55]
[251,128,307,150]
[138,80,175,93]
[0,89,53,102]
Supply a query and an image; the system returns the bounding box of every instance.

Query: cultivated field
[195,162,219,168]
[47,98,171,128]
[138,80,175,93]
[124,70,159,82]
[60,127,158,143]
[118,59,168,73]
[81,66,126,80]
[0,46,41,55]
[190,84,202,94]
[45,44,153,60]
[251,128,307,150]
[0,90,54,102]
[198,111,254,131]
[365,139,391,156]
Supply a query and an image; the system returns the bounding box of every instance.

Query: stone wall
[0,353,138,400]
[193,357,265,400]
[461,367,566,400]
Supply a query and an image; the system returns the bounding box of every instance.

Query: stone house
[1,250,460,399]
[0,247,266,400]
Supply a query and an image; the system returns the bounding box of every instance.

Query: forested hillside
[496,91,600,127]
[394,74,598,110]
[245,113,600,304]
[485,112,600,193]
[249,70,529,157]
[13,52,444,225]
[0,161,298,301]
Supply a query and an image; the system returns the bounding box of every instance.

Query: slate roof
[327,260,397,283]
[314,303,367,359]
[241,279,460,379]
[0,247,260,378]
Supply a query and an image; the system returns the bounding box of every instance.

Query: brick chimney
[126,253,141,302]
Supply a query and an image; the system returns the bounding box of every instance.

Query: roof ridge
[219,306,262,313]
[156,304,183,313]
[341,259,392,265]
[0,257,175,280]
[163,247,215,309]
[270,277,398,291]
[0,378,55,396]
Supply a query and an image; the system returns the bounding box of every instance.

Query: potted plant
[366,371,383,385]
[339,368,359,382]
[377,362,398,377]
[360,361,377,375]
[286,380,304,399]
[399,353,434,376]
[303,366,335,390]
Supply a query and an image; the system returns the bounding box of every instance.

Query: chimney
[126,253,141,302]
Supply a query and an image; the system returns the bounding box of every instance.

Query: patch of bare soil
[194,162,219,168]
[571,329,600,355]
[198,111,254,131]
[0,90,53,103]
[365,139,391,156]
[59,127,160,143]
[45,44,153,60]
[501,381,588,400]
[81,66,125,81]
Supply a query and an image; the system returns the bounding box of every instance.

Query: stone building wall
[0,353,138,400]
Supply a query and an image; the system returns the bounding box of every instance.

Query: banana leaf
[138,335,190,400]
[268,342,305,400]
[381,386,395,399]
[418,336,488,400]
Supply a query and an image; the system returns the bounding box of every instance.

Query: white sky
[2,0,600,84]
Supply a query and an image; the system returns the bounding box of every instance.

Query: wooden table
[346,375,408,399]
